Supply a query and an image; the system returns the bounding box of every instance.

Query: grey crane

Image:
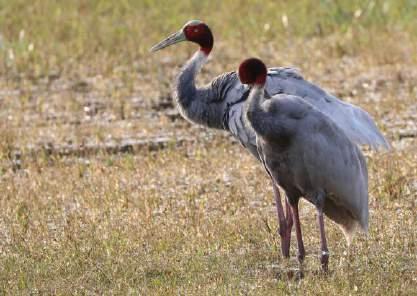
[239,57,369,271]
[150,20,386,259]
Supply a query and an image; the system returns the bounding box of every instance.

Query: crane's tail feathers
[323,198,368,245]
[338,220,368,246]
[356,134,391,151]
[348,107,391,151]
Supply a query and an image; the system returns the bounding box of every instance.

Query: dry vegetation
[0,0,416,294]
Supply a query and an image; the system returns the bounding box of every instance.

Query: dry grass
[0,1,416,294]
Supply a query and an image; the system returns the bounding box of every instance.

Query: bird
[239,57,369,271]
[150,20,385,259]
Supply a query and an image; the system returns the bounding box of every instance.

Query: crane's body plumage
[247,88,369,241]
[239,57,371,270]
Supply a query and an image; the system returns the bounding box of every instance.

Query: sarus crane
[150,20,387,261]
[239,57,368,271]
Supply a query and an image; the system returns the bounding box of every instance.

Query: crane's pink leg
[290,202,305,264]
[272,184,291,258]
[317,209,329,271]
[283,199,293,255]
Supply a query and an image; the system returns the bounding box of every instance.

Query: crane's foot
[295,269,305,281]
[320,251,329,272]
[297,247,305,265]
[283,268,304,281]
[296,250,305,281]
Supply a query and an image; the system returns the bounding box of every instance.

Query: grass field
[0,1,416,294]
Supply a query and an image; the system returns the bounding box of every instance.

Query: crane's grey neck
[245,86,265,121]
[244,85,269,137]
[174,51,226,129]
[175,51,207,108]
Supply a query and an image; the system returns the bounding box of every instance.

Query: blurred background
[0,1,416,294]
[0,0,416,147]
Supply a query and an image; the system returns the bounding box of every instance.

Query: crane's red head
[238,58,267,87]
[150,20,214,55]
[183,20,213,55]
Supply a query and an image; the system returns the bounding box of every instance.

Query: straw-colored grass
[0,1,416,294]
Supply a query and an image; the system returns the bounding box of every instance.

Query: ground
[0,1,416,294]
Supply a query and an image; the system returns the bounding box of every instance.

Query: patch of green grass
[1,0,416,76]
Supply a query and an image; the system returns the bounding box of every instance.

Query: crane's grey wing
[265,67,390,150]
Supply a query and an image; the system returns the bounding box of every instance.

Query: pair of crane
[150,20,389,272]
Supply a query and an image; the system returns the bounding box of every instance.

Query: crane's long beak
[150,30,186,52]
